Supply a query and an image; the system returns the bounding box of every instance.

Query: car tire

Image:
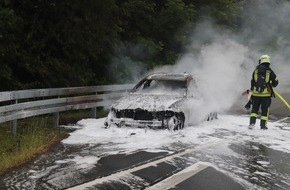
[167,113,185,131]
[207,112,218,121]
[176,114,185,130]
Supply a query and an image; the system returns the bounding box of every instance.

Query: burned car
[104,73,216,130]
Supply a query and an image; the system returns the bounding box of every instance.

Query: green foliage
[152,0,195,63]
[188,0,243,27]
[0,1,23,90]
[0,0,244,90]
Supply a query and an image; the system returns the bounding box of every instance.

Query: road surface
[0,97,290,190]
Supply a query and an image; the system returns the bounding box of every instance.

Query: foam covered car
[104,73,216,130]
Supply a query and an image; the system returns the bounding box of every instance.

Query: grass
[0,116,68,175]
[0,108,108,176]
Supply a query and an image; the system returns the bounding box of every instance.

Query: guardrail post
[53,112,59,127]
[91,107,97,118]
[91,92,97,118]
[53,95,60,127]
[11,119,17,134]
[11,99,18,134]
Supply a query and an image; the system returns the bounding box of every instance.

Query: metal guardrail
[0,84,134,134]
[1,79,288,134]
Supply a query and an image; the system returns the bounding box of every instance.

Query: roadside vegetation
[0,109,108,176]
[0,116,66,175]
[0,0,243,91]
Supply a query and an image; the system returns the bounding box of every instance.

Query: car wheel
[207,112,218,121]
[117,120,125,128]
[176,113,185,130]
[167,114,185,131]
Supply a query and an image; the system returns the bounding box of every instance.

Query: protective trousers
[250,96,271,127]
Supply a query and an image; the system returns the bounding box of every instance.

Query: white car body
[104,73,216,130]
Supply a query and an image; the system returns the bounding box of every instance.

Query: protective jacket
[250,63,278,97]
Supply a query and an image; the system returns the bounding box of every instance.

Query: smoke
[239,0,290,81]
[152,0,290,123]
[110,56,145,84]
[108,0,290,125]
[153,22,252,123]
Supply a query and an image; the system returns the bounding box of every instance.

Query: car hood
[111,93,183,111]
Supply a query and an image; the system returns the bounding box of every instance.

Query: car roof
[146,73,192,81]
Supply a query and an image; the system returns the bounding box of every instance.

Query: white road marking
[277,117,290,123]
[67,140,221,190]
[145,162,209,190]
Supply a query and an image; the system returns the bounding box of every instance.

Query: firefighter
[249,54,279,130]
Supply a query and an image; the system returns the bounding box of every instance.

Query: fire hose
[242,89,290,110]
[273,90,290,110]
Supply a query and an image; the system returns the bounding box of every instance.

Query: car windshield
[133,79,187,96]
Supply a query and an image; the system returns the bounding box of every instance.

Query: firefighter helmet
[259,54,271,64]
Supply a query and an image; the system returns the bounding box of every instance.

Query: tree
[0,0,23,90]
[187,0,243,28]
[1,0,121,89]
[0,0,245,90]
[139,0,195,69]
[110,0,195,83]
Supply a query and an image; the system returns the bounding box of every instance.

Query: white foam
[62,115,290,154]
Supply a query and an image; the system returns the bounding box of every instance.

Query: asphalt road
[0,92,289,190]
[0,142,247,190]
[1,116,290,190]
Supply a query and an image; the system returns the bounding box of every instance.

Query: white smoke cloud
[239,0,290,81]
[152,22,252,122]
[152,0,290,124]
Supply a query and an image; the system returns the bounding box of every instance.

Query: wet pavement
[0,115,290,190]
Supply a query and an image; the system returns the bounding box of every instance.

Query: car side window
[133,78,188,96]
[143,80,152,89]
